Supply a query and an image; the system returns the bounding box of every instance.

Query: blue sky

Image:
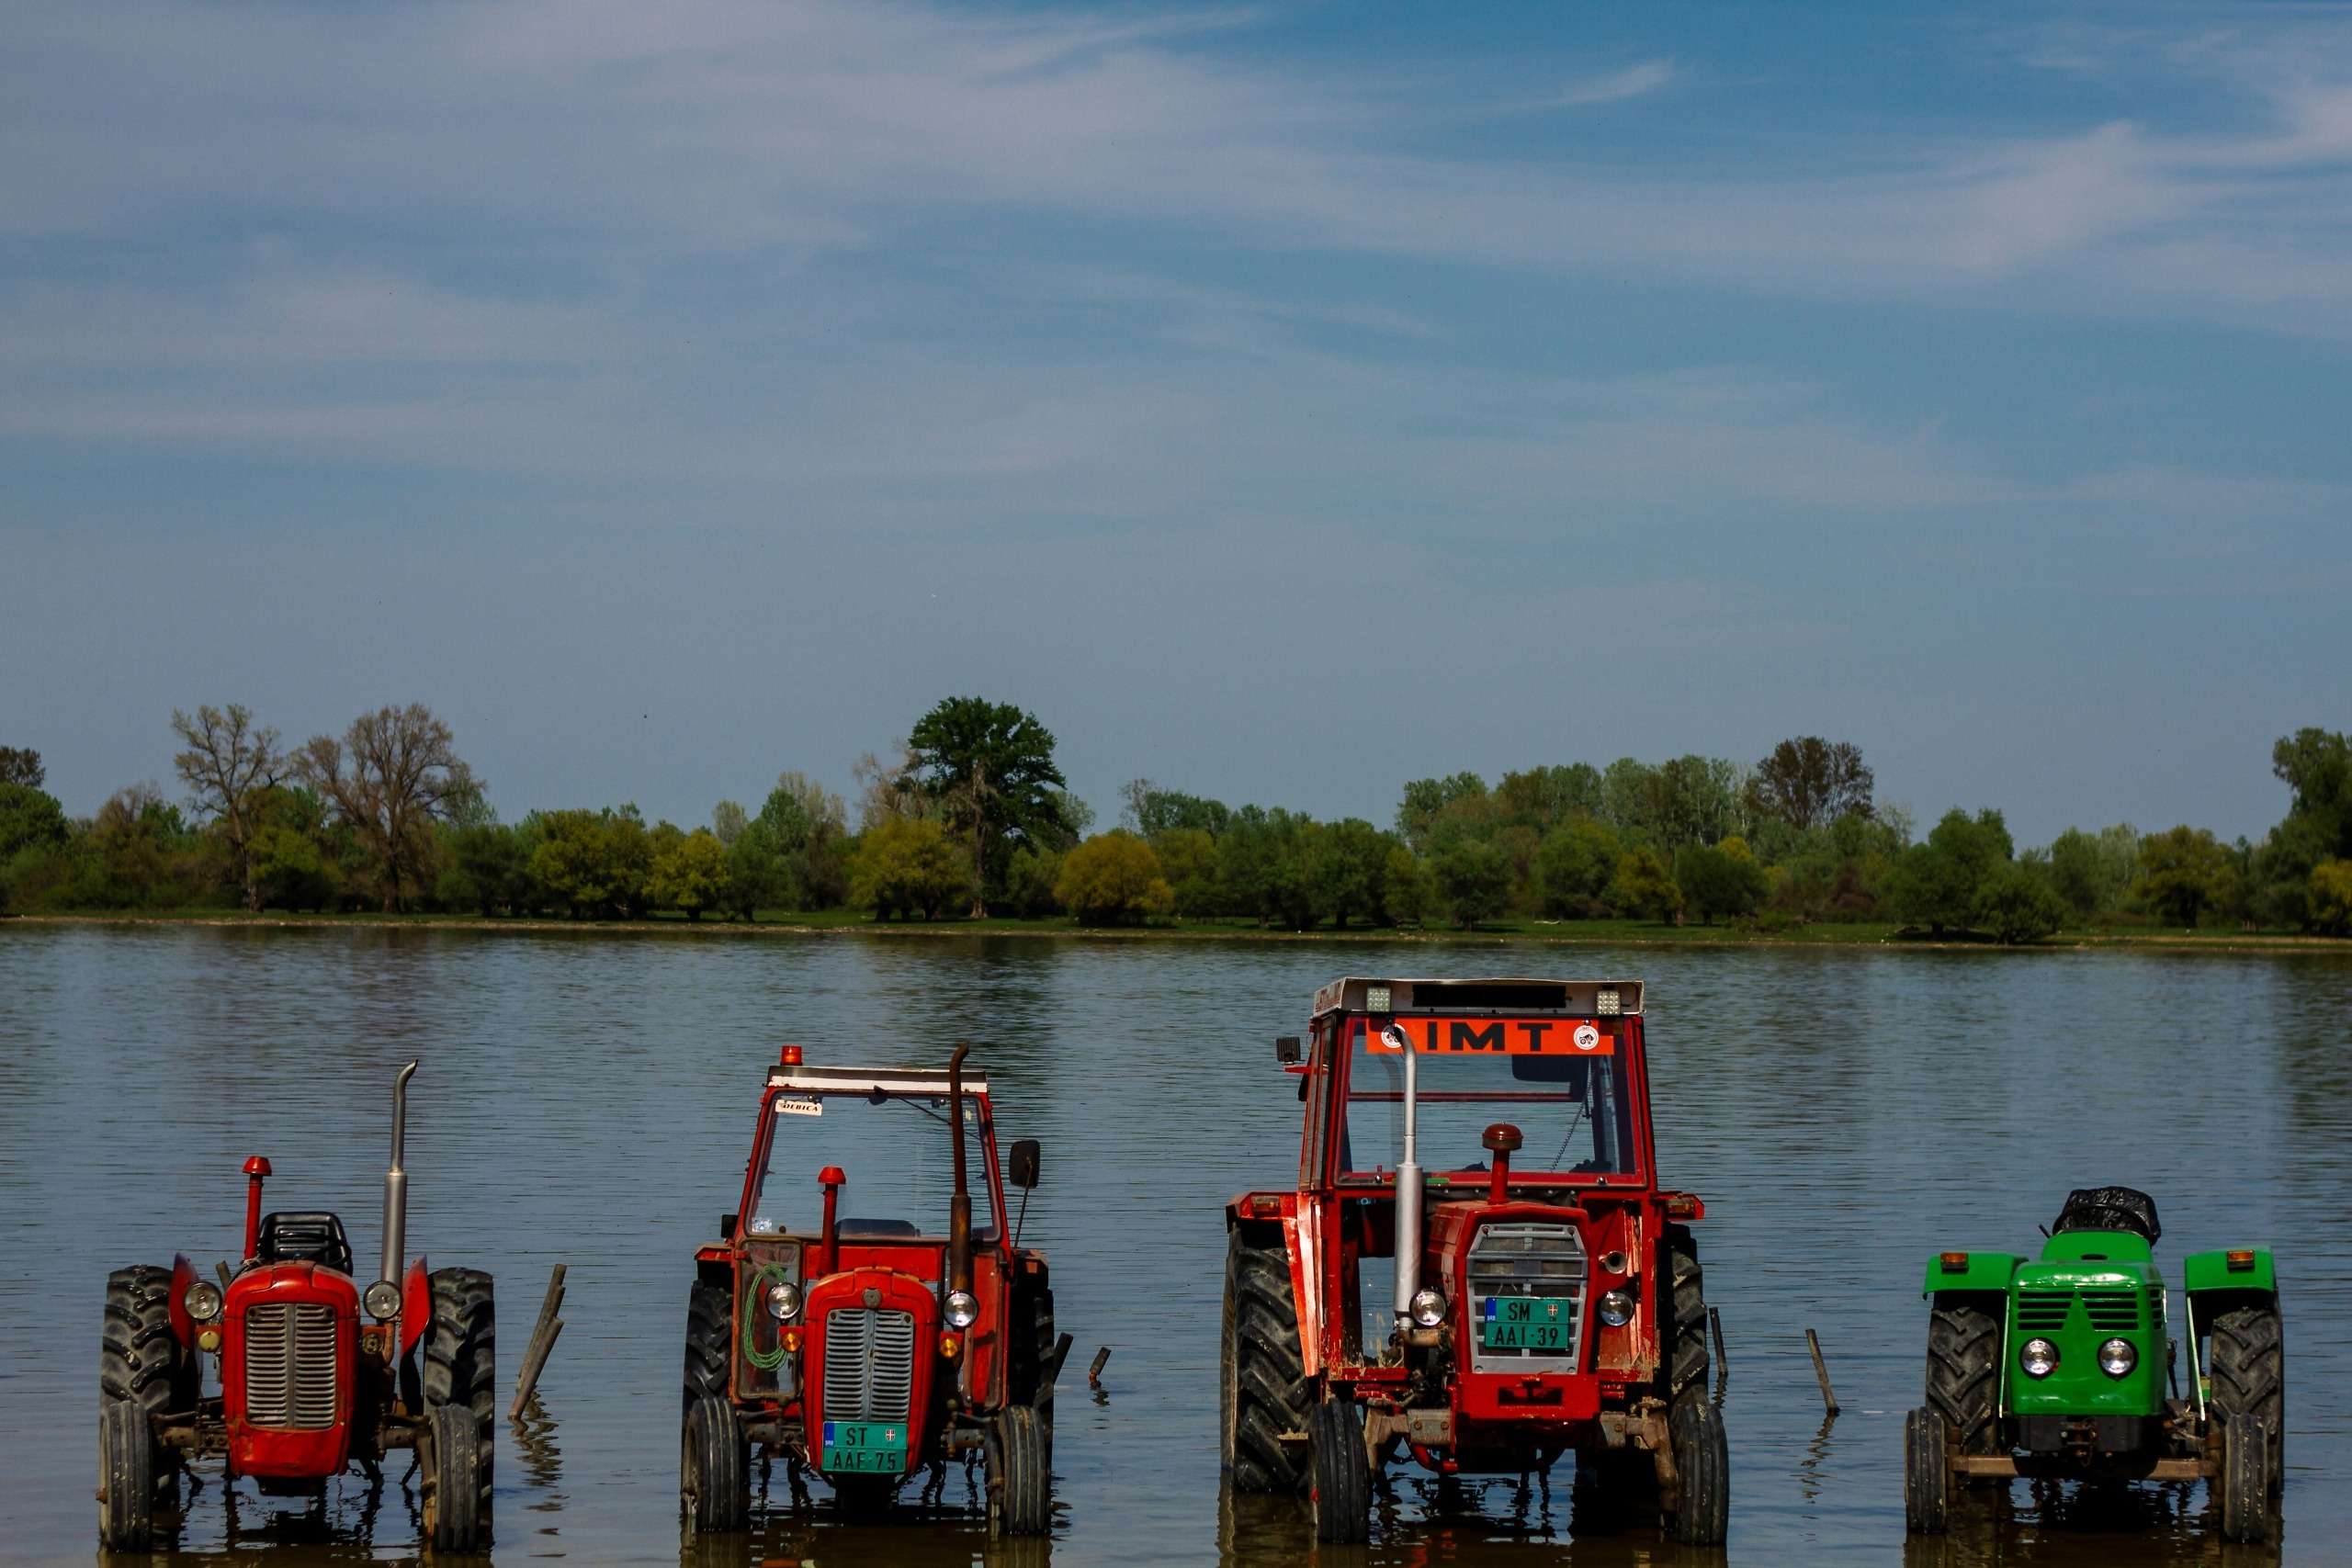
[3,1,2347,843]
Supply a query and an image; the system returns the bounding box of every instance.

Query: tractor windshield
[744,1089,996,1241]
[1338,1017,1640,1179]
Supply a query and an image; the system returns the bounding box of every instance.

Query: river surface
[1,926,2346,1567]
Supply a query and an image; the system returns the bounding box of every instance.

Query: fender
[400,1257,432,1358]
[169,1255,199,1348]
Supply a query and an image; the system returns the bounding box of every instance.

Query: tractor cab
[684,1043,1064,1538]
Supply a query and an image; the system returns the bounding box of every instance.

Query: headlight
[763,1280,803,1321]
[2019,1338,2060,1378]
[1409,1288,1447,1328]
[361,1280,402,1321]
[943,1290,980,1330]
[1597,1289,1635,1327]
[2098,1338,2137,1378]
[183,1280,224,1323]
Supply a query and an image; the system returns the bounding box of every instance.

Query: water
[2,926,2346,1566]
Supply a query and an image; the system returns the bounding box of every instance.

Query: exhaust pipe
[946,1043,972,1297]
[377,1062,418,1301]
[1384,1023,1422,1328]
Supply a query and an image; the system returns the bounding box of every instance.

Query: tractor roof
[765,1064,991,1099]
[1313,977,1643,1018]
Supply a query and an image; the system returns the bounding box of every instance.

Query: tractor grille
[1467,1223,1585,1374]
[2014,1292,2073,1332]
[820,1307,914,1423]
[243,1303,339,1428]
[2082,1290,2141,1332]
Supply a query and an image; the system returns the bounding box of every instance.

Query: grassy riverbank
[5,908,2343,952]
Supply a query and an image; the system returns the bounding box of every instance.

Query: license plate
[1482,1296,1573,1351]
[820,1421,909,1472]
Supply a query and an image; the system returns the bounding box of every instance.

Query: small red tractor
[98,1062,496,1551]
[1223,977,1728,1545]
[682,1043,1066,1536]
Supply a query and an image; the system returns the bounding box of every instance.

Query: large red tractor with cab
[98,1061,495,1551]
[1223,977,1727,1545]
[682,1043,1066,1537]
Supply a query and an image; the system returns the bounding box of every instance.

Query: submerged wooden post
[1087,1346,1112,1388]
[1805,1327,1840,1416]
[509,1264,568,1420]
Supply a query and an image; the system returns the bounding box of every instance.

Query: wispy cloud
[1500,59,1675,112]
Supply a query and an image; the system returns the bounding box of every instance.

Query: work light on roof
[1595,989,1622,1018]
[1365,986,1392,1012]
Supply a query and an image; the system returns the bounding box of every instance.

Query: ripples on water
[0,927,2345,1566]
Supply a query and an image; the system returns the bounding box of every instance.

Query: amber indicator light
[2226,1250,2256,1271]
[1940,1252,1969,1273]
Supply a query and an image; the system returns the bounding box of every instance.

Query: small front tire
[1669,1399,1730,1546]
[987,1404,1051,1537]
[423,1401,487,1552]
[2218,1412,2270,1544]
[98,1398,156,1550]
[680,1393,749,1533]
[1903,1406,1950,1534]
[1308,1399,1370,1545]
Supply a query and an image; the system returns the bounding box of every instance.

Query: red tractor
[682,1043,1065,1537]
[1222,977,1728,1545]
[98,1062,496,1551]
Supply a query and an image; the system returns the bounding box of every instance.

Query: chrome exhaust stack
[1384,1023,1423,1329]
[373,1061,419,1315]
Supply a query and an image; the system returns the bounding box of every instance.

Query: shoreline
[3,910,2344,953]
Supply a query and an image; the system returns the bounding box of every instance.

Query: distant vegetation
[2,707,2348,944]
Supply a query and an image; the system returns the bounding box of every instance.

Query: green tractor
[1905,1187,2283,1543]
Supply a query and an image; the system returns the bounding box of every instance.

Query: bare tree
[852,744,926,831]
[0,746,42,788]
[295,704,477,912]
[1118,778,1155,834]
[172,704,283,911]
[1746,738,1873,830]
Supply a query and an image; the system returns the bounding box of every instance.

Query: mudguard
[1920,1251,2025,1295]
[2184,1247,2276,1296]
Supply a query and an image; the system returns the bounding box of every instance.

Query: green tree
[1312,818,1396,928]
[2308,859,2352,936]
[0,780,69,861]
[907,697,1067,917]
[1002,845,1065,917]
[1535,818,1622,916]
[1384,846,1437,931]
[1745,738,1872,829]
[1611,846,1685,923]
[1884,808,2014,933]
[526,807,653,919]
[1056,831,1173,924]
[1149,827,1224,918]
[850,818,967,919]
[2136,825,2234,929]
[1396,773,1487,852]
[1219,807,1318,928]
[1676,836,1769,925]
[1973,862,2069,943]
[650,828,731,920]
[435,820,524,915]
[2044,824,2139,920]
[0,746,43,787]
[1495,765,1605,828]
[1123,783,1232,839]
[1432,838,1510,930]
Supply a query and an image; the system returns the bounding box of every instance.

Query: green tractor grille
[2081,1291,2141,1331]
[2012,1286,2152,1333]
[2015,1291,2072,1331]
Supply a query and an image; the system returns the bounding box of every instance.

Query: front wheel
[1669,1399,1729,1546]
[1903,1407,1949,1534]
[1307,1399,1370,1544]
[98,1398,156,1550]
[422,1402,488,1552]
[681,1393,748,1533]
[987,1404,1051,1537]
[1221,1227,1310,1495]
[423,1267,496,1542]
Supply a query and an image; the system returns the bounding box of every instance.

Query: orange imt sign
[1368,1017,1614,1056]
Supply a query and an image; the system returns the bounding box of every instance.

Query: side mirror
[1275,1036,1302,1066]
[1008,1139,1042,1189]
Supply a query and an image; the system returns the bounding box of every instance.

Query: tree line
[2,708,2347,942]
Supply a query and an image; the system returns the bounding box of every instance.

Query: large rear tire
[681,1393,749,1533]
[1668,1398,1729,1546]
[2218,1412,2270,1543]
[2207,1300,2284,1495]
[423,1268,495,1545]
[1308,1398,1371,1544]
[423,1401,486,1552]
[1925,1298,2003,1460]
[98,1396,156,1550]
[986,1404,1051,1538]
[1662,1227,1710,1409]
[1220,1227,1310,1495]
[1903,1406,1950,1534]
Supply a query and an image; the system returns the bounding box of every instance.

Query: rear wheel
[1308,1398,1371,1544]
[1925,1298,2003,1461]
[1220,1227,1310,1495]
[986,1404,1051,1537]
[423,1268,495,1544]
[2218,1412,2270,1543]
[1903,1406,1950,1534]
[2207,1300,2284,1495]
[1662,1227,1710,1408]
[98,1396,156,1550]
[680,1393,748,1533]
[1668,1399,1729,1546]
[422,1402,486,1552]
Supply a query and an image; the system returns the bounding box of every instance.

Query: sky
[3,0,2348,845]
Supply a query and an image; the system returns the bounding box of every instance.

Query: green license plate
[820,1421,909,1472]
[1481,1296,1573,1351]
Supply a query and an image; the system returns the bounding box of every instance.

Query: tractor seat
[835,1218,922,1237]
[257,1212,356,1275]
[2052,1187,2161,1244]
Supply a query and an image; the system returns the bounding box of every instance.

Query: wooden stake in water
[510,1263,568,1421]
[1806,1327,1840,1416]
